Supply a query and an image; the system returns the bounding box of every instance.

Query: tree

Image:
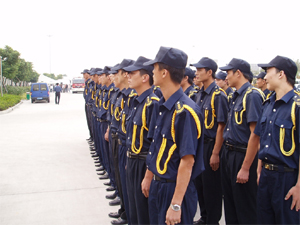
[0,46,21,81]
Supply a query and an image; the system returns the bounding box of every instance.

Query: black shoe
[99,174,109,180]
[96,167,105,172]
[95,164,102,167]
[111,218,128,225]
[104,181,111,186]
[106,186,116,192]
[91,154,99,158]
[86,137,92,141]
[97,171,106,176]
[106,192,117,200]
[90,151,96,154]
[108,211,120,218]
[109,197,121,206]
[94,160,101,164]
[93,157,99,161]
[193,218,206,224]
[95,165,104,170]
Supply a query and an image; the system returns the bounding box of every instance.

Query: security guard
[191,57,228,224]
[255,56,300,224]
[220,58,264,224]
[254,71,271,98]
[215,71,233,99]
[144,46,205,225]
[123,56,159,225]
[82,69,93,142]
[181,67,198,102]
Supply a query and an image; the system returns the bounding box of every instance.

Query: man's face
[264,67,279,91]
[215,79,227,89]
[195,68,210,83]
[128,70,143,89]
[256,78,265,89]
[153,63,164,86]
[226,70,238,87]
[102,74,110,86]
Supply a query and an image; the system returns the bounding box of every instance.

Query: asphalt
[0,91,225,225]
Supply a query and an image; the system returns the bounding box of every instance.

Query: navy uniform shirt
[84,79,91,101]
[146,88,205,180]
[110,89,124,133]
[223,82,264,146]
[87,81,96,106]
[152,85,163,99]
[254,90,299,169]
[196,81,228,139]
[117,88,136,141]
[126,88,159,153]
[98,83,115,120]
[107,87,119,125]
[263,88,271,98]
[92,84,102,114]
[184,85,198,102]
[225,87,234,96]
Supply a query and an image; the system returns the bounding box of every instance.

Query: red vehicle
[72,78,85,93]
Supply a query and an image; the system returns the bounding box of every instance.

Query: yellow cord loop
[204,90,221,129]
[279,101,296,156]
[121,113,127,134]
[114,98,124,121]
[156,104,201,175]
[234,88,254,125]
[103,89,112,110]
[131,97,158,154]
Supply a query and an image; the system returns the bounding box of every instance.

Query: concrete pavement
[0,92,119,225]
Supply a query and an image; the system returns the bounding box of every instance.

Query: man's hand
[285,185,300,211]
[165,206,181,225]
[236,167,249,184]
[210,153,220,171]
[141,169,153,198]
[104,130,109,141]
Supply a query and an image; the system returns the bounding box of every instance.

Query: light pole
[0,56,7,97]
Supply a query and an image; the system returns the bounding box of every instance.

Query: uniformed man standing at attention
[190,57,228,225]
[180,67,198,102]
[215,71,233,97]
[254,71,271,98]
[144,46,205,225]
[219,58,264,224]
[123,56,160,225]
[255,56,300,224]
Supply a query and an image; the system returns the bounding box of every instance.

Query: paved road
[0,91,225,225]
[0,92,119,225]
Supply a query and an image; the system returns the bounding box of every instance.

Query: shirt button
[134,121,136,124]
[268,133,271,136]
[227,128,229,131]
[273,109,276,112]
[265,157,268,160]
[233,102,235,104]
[162,134,165,137]
[201,100,203,102]
[266,145,269,148]
[128,137,130,139]
[134,107,136,110]
[155,126,157,129]
[149,152,151,155]
[281,125,284,128]
[270,121,272,124]
[152,140,154,142]
[159,112,162,115]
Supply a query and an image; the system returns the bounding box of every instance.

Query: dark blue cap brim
[219,65,235,71]
[190,63,206,68]
[257,63,272,70]
[123,65,141,72]
[108,70,118,74]
[143,59,158,66]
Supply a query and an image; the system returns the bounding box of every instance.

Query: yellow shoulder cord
[110,103,114,116]
[131,97,159,154]
[103,89,112,110]
[228,93,233,102]
[188,90,197,98]
[128,91,137,107]
[114,98,123,121]
[266,92,272,99]
[95,96,98,107]
[156,105,201,175]
[205,89,223,129]
[252,87,266,101]
[280,97,297,156]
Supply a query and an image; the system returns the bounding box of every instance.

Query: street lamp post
[0,56,7,97]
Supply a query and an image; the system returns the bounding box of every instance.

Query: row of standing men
[83,46,300,225]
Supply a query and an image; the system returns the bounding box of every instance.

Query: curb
[0,100,25,115]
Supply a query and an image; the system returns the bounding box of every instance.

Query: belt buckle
[264,164,270,170]
[127,151,130,157]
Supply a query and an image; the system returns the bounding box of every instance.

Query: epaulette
[252,87,265,101]
[129,90,137,98]
[294,93,300,108]
[175,101,184,113]
[110,87,114,92]
[188,90,198,98]
[151,96,160,101]
[218,87,227,95]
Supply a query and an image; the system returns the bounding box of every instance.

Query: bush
[6,86,30,96]
[0,94,21,111]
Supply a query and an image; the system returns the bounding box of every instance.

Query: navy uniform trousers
[126,156,150,225]
[257,167,300,224]
[148,180,198,225]
[99,121,111,179]
[201,139,222,224]
[221,145,257,224]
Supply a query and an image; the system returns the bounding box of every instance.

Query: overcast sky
[1,0,299,78]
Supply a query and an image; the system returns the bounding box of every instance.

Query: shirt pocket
[274,118,294,151]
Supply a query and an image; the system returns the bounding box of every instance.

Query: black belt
[225,143,247,153]
[100,119,107,122]
[262,161,296,172]
[204,137,215,144]
[111,132,118,138]
[127,151,148,160]
[153,174,175,183]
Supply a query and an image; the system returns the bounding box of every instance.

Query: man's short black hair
[157,63,184,84]
[204,68,216,79]
[140,69,153,86]
[275,68,295,86]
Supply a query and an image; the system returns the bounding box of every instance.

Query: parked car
[30,83,50,103]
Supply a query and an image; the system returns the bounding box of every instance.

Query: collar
[107,83,114,90]
[269,89,295,104]
[201,81,217,95]
[122,88,132,97]
[184,85,194,95]
[236,82,251,96]
[160,87,184,111]
[136,88,153,104]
